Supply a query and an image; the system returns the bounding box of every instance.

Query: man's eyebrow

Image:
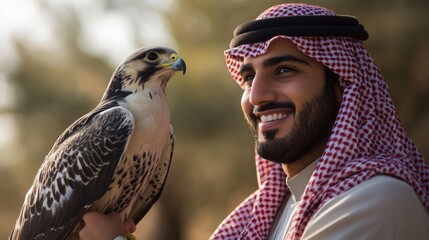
[239,55,310,76]
[239,63,253,76]
[240,55,310,75]
[263,55,311,67]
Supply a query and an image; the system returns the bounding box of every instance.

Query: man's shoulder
[302,175,429,239]
[346,175,420,206]
[321,175,426,214]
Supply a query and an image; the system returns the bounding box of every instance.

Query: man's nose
[249,74,276,106]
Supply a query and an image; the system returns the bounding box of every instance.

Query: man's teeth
[260,113,288,123]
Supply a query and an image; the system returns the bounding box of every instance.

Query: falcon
[9,46,186,240]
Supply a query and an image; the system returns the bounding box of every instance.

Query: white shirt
[269,161,429,240]
[269,160,319,239]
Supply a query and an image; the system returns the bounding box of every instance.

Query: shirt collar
[285,159,319,202]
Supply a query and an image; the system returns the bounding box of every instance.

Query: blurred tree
[1,0,428,239]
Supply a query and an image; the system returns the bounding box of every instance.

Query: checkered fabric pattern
[211,3,429,240]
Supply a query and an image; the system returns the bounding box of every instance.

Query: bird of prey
[9,46,186,240]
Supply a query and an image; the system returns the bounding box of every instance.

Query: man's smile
[253,109,294,131]
[260,112,290,123]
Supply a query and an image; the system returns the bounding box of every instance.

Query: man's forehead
[242,38,312,65]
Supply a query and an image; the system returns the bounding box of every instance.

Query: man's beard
[246,83,340,164]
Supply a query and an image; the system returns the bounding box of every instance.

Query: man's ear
[335,82,343,103]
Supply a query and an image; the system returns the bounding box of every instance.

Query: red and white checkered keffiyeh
[210,3,429,240]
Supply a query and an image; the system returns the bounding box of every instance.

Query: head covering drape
[211,3,429,240]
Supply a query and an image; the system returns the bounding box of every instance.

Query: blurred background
[1,0,428,239]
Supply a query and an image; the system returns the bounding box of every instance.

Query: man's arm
[79,212,136,240]
[302,175,429,240]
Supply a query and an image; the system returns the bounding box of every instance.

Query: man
[211,3,429,239]
[80,3,429,239]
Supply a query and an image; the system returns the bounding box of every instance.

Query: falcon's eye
[145,51,159,62]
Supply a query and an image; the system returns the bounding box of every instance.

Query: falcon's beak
[169,57,186,75]
[161,54,186,75]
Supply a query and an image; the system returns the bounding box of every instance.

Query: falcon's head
[103,46,186,100]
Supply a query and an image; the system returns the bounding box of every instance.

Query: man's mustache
[251,102,296,119]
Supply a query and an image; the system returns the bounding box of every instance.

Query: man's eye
[242,74,255,82]
[278,66,294,74]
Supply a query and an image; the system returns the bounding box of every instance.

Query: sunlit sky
[0,0,175,68]
[0,0,176,165]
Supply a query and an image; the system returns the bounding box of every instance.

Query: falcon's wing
[10,105,134,240]
[129,125,174,224]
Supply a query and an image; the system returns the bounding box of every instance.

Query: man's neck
[282,139,328,179]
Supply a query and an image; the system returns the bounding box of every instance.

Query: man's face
[240,38,339,164]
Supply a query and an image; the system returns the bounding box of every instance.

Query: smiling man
[211,3,429,240]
